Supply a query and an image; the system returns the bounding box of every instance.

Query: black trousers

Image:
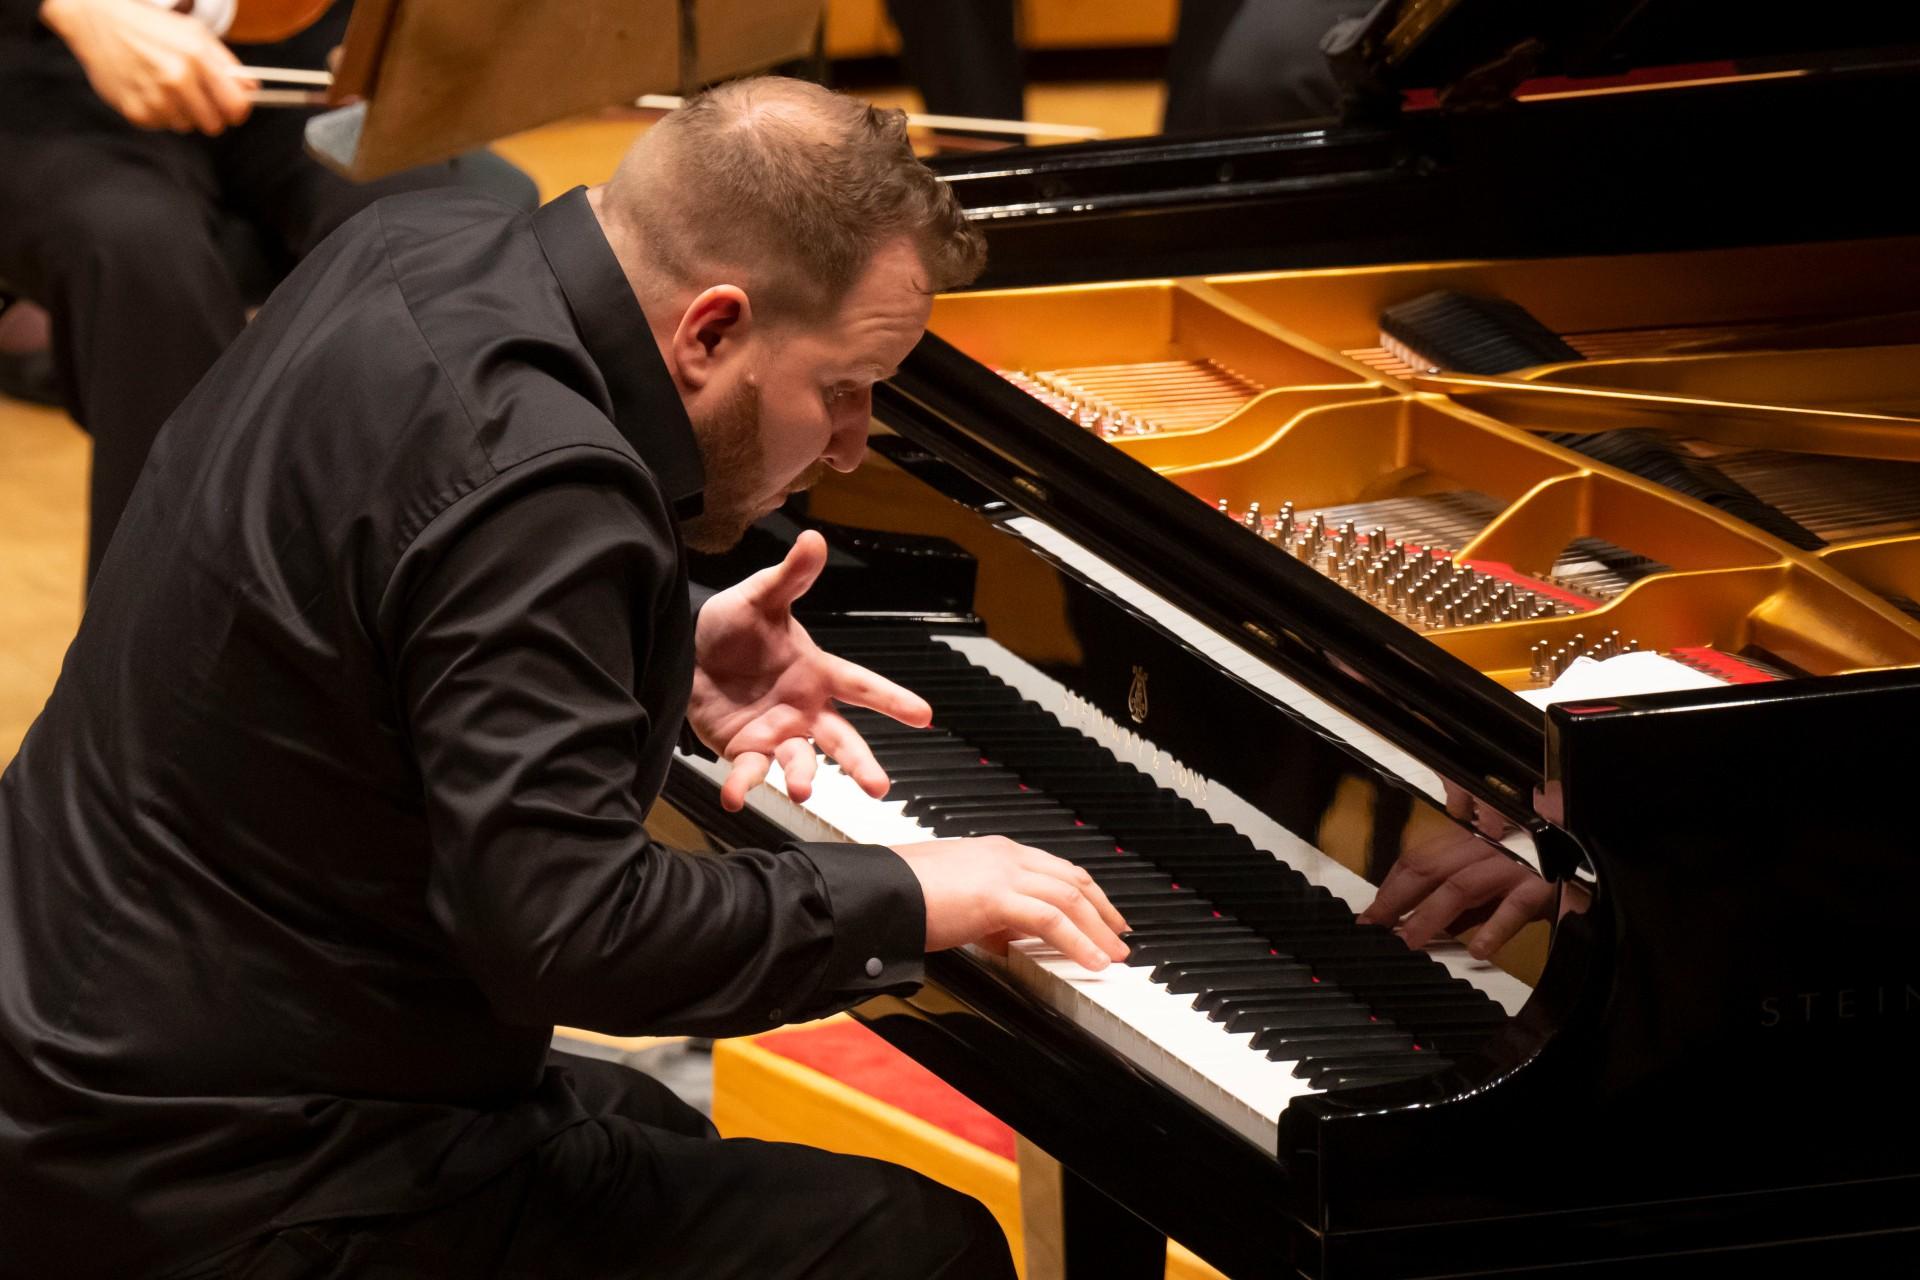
[883,1,1024,121]
[0,37,532,585]
[188,1052,1015,1279]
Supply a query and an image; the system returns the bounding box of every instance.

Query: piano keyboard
[677,625,1532,1154]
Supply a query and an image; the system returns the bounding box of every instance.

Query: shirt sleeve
[389,461,925,1036]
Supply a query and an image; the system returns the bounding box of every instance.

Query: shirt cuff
[790,841,925,1013]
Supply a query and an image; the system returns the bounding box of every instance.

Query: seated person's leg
[215,1059,1016,1279]
[0,120,245,583]
[545,1046,718,1141]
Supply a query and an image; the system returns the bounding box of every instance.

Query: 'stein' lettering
[1758,982,1920,1028]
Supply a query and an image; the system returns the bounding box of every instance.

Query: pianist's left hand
[691,530,934,812]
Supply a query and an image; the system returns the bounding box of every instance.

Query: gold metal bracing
[926,236,1920,688]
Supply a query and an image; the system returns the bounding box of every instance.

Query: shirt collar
[532,186,705,519]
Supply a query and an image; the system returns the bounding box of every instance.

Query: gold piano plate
[928,236,1920,688]
[930,279,1382,440]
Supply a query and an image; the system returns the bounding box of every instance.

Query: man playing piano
[0,76,1130,1278]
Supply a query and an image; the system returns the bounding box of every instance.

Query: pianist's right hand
[892,837,1132,972]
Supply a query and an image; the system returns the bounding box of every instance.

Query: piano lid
[1331,1,1920,109]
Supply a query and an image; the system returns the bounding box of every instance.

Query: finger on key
[1019,847,1131,937]
[1005,892,1111,971]
[1016,871,1128,962]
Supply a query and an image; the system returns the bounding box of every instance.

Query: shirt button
[768,1008,784,1023]
[864,957,883,978]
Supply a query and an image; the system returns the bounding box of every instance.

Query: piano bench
[712,1019,1224,1280]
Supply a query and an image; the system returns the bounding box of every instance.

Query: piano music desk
[712,1018,1224,1280]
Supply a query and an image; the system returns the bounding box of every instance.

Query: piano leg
[1017,1138,1167,1279]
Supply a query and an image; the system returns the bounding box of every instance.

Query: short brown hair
[606,77,986,323]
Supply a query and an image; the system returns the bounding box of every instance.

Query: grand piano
[660,4,1920,1275]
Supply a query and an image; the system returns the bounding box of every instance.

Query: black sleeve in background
[392,470,924,1036]
[884,0,1024,121]
[2,0,49,43]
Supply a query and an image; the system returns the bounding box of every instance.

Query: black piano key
[1121,939,1275,967]
[1027,836,1140,858]
[1260,1031,1416,1060]
[1120,923,1262,944]
[865,745,989,766]
[1290,1051,1443,1082]
[1266,934,1415,960]
[881,762,1020,782]
[1081,869,1178,891]
[1062,855,1163,875]
[1389,1004,1510,1030]
[1112,834,1258,858]
[1404,1031,1496,1054]
[1112,902,1233,926]
[904,794,1072,815]
[1306,962,1467,990]
[1192,977,1331,1012]
[1102,882,1204,902]
[1309,1062,1452,1091]
[1152,959,1310,990]
[1206,989,1381,1021]
[1225,1005,1375,1035]
[929,815,1093,838]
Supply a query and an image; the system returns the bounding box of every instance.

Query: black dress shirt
[0,187,925,1278]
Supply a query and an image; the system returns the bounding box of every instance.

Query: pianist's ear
[668,283,755,393]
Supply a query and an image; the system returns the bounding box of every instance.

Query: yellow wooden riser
[713,1035,1225,1280]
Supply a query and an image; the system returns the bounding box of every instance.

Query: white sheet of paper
[1517,652,1725,710]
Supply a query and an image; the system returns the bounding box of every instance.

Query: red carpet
[760,1021,1017,1161]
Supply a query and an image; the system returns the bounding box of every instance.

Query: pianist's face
[681,236,933,552]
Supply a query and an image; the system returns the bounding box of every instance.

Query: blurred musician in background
[0,76,1128,1278]
[0,0,536,586]
[1165,0,1373,131]
[885,0,1025,124]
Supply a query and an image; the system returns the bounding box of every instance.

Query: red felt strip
[1669,646,1777,684]
[758,1021,1017,1161]
[1461,559,1597,610]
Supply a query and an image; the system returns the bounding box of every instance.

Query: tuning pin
[1605,629,1622,658]
[1216,498,1231,516]
[1243,501,1263,532]
[1624,638,1641,653]
[1367,526,1387,553]
[1308,513,1327,547]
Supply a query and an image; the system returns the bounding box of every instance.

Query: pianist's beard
[682,379,831,554]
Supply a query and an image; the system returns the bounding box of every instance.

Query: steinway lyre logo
[1127,665,1149,725]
